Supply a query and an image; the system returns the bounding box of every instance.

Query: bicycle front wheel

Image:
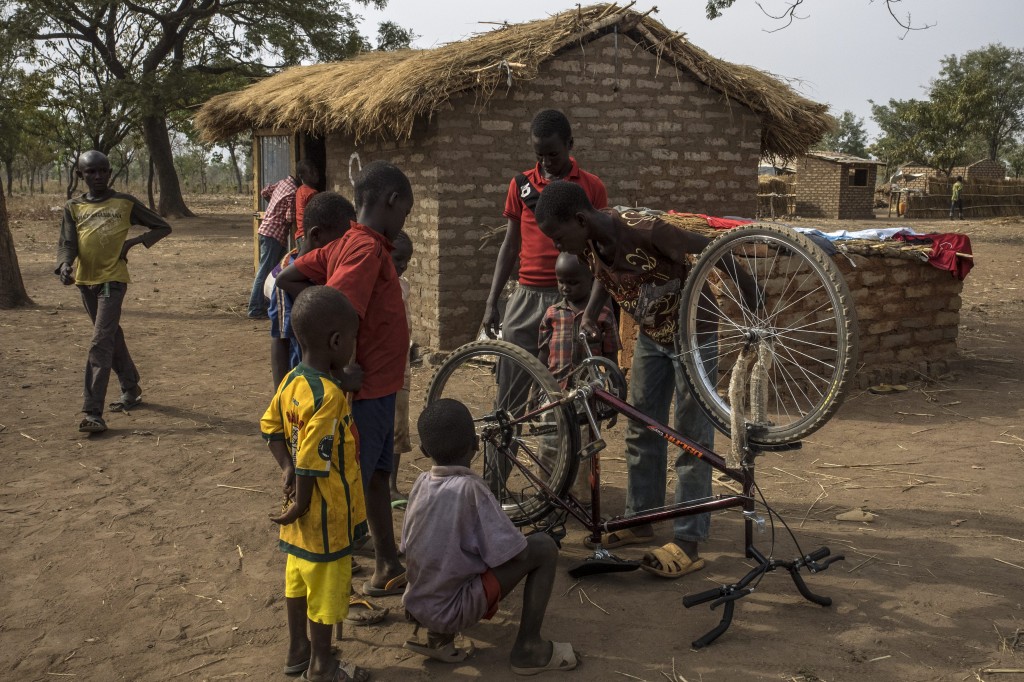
[425,339,580,526]
[679,224,859,445]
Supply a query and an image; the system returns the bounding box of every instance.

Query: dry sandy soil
[1,194,1022,682]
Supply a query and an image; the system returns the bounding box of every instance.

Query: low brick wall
[617,254,963,389]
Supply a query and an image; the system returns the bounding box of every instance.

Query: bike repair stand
[681,429,845,649]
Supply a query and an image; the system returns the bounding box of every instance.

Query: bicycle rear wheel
[425,340,579,526]
[679,224,859,445]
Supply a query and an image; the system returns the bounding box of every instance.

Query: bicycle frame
[490,381,762,557]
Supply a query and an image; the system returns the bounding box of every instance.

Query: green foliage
[871,44,1024,175]
[705,0,737,20]
[931,44,1024,161]
[813,110,869,158]
[0,0,413,208]
[1005,139,1024,178]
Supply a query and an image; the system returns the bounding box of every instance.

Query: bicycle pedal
[579,439,607,459]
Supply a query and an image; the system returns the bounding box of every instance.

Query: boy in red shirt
[480,109,607,491]
[277,161,411,598]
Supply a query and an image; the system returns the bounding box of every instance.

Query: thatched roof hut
[196,3,832,350]
[195,3,830,159]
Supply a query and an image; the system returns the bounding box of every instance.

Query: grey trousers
[485,284,562,495]
[79,282,140,416]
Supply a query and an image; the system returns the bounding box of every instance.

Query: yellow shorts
[284,554,352,625]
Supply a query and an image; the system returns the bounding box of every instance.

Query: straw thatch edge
[194,3,830,159]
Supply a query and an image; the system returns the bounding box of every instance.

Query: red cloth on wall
[893,233,974,280]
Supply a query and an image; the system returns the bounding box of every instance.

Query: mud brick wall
[796,156,877,219]
[618,255,963,389]
[324,119,444,348]
[326,32,762,349]
[836,255,962,387]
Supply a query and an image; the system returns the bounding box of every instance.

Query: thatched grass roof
[194,3,830,159]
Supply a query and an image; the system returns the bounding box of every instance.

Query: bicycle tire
[425,339,580,526]
[679,224,859,445]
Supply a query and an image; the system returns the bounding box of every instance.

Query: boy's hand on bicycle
[579,315,601,340]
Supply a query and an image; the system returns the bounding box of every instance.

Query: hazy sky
[358,0,1023,140]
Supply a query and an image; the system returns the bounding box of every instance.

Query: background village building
[899,158,1007,192]
[195,3,831,350]
[795,151,884,220]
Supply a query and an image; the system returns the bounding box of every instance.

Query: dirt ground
[2,193,1023,682]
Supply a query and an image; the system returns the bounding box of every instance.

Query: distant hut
[195,3,831,349]
[795,151,884,220]
[899,158,1007,192]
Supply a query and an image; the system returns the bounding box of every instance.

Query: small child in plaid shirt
[538,252,619,387]
[538,253,620,501]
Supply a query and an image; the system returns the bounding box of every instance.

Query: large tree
[0,177,32,308]
[814,110,870,158]
[870,98,970,176]
[5,0,402,217]
[931,44,1024,161]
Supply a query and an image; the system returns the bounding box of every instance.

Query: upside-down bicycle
[427,224,860,647]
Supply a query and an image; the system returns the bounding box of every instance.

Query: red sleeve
[293,245,331,285]
[323,239,380,319]
[502,177,523,221]
[588,175,608,210]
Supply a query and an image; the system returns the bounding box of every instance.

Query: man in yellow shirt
[56,150,171,433]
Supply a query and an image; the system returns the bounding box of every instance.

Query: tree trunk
[3,161,12,197]
[227,139,244,194]
[147,155,156,210]
[140,113,193,218]
[0,176,33,309]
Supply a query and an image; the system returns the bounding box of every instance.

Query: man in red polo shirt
[277,161,410,597]
[479,110,607,494]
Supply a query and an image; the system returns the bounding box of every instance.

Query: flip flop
[345,597,389,626]
[583,527,653,550]
[362,572,407,597]
[510,641,578,676]
[301,661,369,682]
[639,542,706,579]
[79,415,107,433]
[109,392,143,412]
[390,498,408,510]
[403,637,475,663]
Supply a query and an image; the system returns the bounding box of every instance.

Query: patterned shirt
[56,191,170,285]
[584,209,706,348]
[259,176,298,244]
[261,364,368,562]
[538,300,619,386]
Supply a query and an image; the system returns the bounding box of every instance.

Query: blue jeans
[248,234,286,317]
[624,331,717,543]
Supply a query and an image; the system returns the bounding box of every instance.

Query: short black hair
[354,160,412,210]
[535,180,593,226]
[531,109,572,142]
[291,286,357,352]
[77,150,109,169]
[417,399,476,465]
[296,159,319,185]
[304,192,355,233]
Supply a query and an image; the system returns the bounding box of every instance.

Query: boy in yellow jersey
[261,286,370,682]
[56,150,171,434]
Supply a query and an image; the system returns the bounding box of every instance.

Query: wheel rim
[681,228,856,444]
[426,342,578,525]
